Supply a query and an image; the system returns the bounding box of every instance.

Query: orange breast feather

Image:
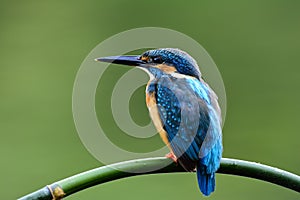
[146,92,172,150]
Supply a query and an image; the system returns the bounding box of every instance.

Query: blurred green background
[1,0,300,199]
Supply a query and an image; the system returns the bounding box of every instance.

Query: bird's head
[96,48,201,79]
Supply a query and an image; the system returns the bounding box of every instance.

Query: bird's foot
[165,152,177,163]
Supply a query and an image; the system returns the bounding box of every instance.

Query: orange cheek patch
[156,64,177,73]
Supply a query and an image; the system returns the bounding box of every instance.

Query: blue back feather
[144,48,222,196]
[148,74,222,195]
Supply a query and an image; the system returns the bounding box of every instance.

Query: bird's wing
[186,78,223,174]
[149,75,221,171]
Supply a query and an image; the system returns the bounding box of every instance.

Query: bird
[96,48,223,196]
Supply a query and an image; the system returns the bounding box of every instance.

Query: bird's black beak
[95,55,146,66]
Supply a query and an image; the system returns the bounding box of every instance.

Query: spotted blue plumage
[144,48,223,196]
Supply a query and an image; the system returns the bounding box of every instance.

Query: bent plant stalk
[19,157,300,200]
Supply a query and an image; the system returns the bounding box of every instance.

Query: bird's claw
[165,152,177,163]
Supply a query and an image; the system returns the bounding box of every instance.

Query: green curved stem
[19,157,300,199]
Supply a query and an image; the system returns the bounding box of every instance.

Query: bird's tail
[196,162,215,196]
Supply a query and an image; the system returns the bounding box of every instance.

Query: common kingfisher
[96,48,223,196]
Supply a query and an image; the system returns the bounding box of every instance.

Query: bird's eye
[153,56,162,63]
